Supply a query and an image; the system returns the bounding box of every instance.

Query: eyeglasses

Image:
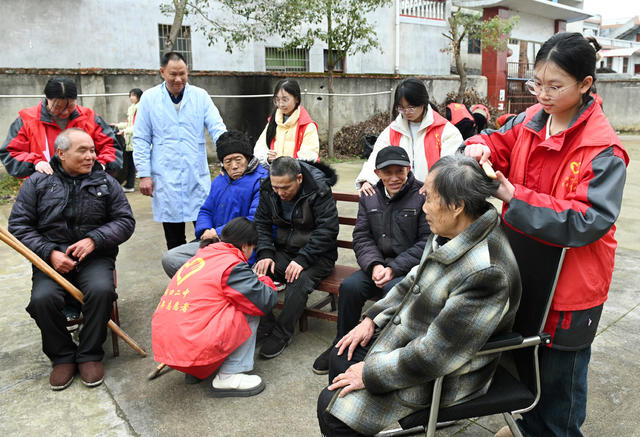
[273,96,292,106]
[525,80,578,99]
[396,105,420,114]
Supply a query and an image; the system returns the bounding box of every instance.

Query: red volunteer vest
[447,103,474,125]
[388,111,448,170]
[269,105,318,159]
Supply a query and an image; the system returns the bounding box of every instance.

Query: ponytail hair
[266,79,302,146]
[534,32,601,104]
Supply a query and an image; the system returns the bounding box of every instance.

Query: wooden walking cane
[0,225,147,357]
[147,363,168,380]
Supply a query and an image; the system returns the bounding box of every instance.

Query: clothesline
[0,89,393,99]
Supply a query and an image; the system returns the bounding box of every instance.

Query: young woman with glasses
[355,78,463,196]
[464,33,629,437]
[253,79,319,165]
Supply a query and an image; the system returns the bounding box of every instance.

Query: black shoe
[256,324,272,342]
[184,373,203,384]
[312,346,333,375]
[259,334,291,359]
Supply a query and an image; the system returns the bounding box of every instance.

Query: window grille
[158,24,193,69]
[265,47,309,72]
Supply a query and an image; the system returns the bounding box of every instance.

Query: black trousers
[317,344,372,436]
[26,256,116,365]
[262,251,334,340]
[335,270,401,343]
[162,221,196,250]
[123,150,136,189]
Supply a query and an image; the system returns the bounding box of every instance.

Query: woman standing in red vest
[465,33,629,437]
[254,79,319,165]
[356,78,462,196]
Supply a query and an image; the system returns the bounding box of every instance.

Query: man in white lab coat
[133,51,227,249]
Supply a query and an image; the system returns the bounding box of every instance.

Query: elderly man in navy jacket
[313,146,430,374]
[9,128,135,391]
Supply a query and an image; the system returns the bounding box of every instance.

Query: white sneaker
[211,373,265,397]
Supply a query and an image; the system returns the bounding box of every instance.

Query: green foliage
[160,0,392,59]
[0,174,22,205]
[443,8,518,54]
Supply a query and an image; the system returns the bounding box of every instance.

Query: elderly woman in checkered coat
[317,154,522,436]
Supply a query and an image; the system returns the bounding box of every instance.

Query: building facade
[0,0,456,76]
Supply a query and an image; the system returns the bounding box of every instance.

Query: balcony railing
[400,0,446,21]
[508,61,534,79]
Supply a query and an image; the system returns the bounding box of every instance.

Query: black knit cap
[216,130,253,161]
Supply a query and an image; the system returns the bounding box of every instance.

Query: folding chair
[379,225,566,437]
[63,270,121,357]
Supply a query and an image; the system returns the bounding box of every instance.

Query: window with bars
[265,47,309,72]
[468,37,481,54]
[158,24,193,69]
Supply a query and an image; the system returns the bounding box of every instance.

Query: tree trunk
[164,0,188,54]
[455,43,466,101]
[328,69,335,159]
[326,1,335,159]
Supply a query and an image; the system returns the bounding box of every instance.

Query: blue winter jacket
[195,157,268,240]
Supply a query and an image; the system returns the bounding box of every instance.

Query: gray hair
[429,154,500,219]
[270,156,302,180]
[54,128,92,151]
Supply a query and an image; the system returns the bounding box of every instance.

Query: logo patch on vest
[563,161,582,193]
[176,257,205,285]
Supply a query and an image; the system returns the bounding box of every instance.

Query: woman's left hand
[495,171,515,203]
[328,362,365,398]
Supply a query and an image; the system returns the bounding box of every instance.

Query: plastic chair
[379,225,566,437]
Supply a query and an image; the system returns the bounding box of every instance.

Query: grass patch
[0,174,22,205]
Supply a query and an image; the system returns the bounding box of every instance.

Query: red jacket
[446,103,474,125]
[151,242,277,378]
[465,101,628,318]
[0,100,121,178]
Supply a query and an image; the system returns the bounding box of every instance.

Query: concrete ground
[1,138,639,437]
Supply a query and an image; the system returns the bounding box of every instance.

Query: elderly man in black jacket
[9,128,135,391]
[313,146,430,374]
[254,157,339,359]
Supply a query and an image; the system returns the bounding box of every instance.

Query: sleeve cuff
[293,255,309,270]
[257,249,275,261]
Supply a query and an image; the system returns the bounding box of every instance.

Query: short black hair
[220,217,258,250]
[129,88,143,100]
[393,78,429,116]
[270,156,302,180]
[161,51,187,68]
[44,78,78,100]
[429,155,500,219]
